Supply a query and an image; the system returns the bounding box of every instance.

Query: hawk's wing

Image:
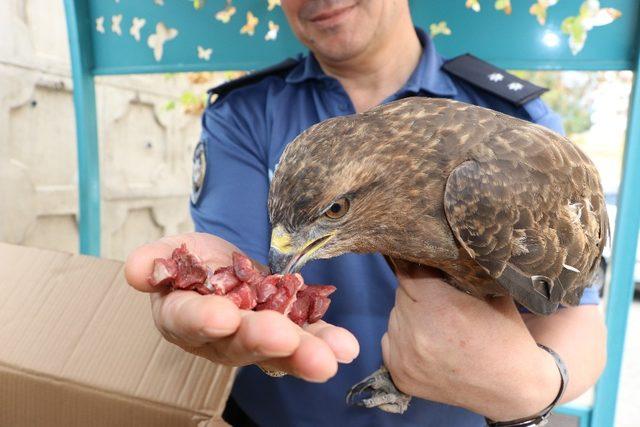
[443,131,606,315]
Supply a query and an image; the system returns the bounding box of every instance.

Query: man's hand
[381,265,563,422]
[125,232,359,383]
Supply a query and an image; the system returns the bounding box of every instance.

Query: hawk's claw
[345,366,412,414]
[345,376,377,405]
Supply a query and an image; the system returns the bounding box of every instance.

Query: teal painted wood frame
[591,34,640,427]
[63,1,640,426]
[63,0,101,256]
[85,0,639,73]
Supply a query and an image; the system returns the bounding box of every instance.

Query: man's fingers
[260,332,339,382]
[304,321,360,363]
[128,234,351,383]
[152,293,301,365]
[202,310,302,366]
[257,321,360,382]
[125,232,239,293]
[151,291,242,346]
[147,279,353,381]
[287,331,343,381]
[126,239,175,292]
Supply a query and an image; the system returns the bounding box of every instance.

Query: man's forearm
[457,305,607,422]
[383,271,608,422]
[523,305,607,404]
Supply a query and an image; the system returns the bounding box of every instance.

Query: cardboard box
[0,243,235,426]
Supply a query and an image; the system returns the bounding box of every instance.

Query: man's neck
[316,23,422,113]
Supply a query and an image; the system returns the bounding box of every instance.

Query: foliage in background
[168,70,620,138]
[513,70,600,136]
[169,70,606,130]
[164,71,246,115]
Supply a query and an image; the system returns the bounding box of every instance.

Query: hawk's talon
[357,393,409,413]
[345,376,377,405]
[346,366,412,414]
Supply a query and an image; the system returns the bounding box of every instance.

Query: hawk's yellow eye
[325,198,350,219]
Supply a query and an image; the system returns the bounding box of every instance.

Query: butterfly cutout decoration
[561,0,621,55]
[466,0,481,12]
[494,0,511,15]
[265,21,279,41]
[267,0,281,11]
[147,22,179,61]
[130,17,146,42]
[216,5,237,23]
[154,0,164,5]
[429,21,451,38]
[192,0,205,10]
[241,11,259,36]
[96,16,105,33]
[197,46,213,61]
[465,0,511,15]
[529,0,559,26]
[111,14,123,36]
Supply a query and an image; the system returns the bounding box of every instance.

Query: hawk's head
[267,99,441,274]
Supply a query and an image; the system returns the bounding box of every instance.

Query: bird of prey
[267,97,608,414]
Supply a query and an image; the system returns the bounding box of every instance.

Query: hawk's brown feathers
[268,97,608,315]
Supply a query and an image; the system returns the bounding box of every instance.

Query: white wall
[0,0,225,260]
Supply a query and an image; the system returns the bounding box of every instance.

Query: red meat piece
[226,283,258,310]
[255,273,304,316]
[309,296,332,324]
[172,244,208,289]
[255,275,281,303]
[282,274,303,296]
[289,285,336,326]
[149,244,207,290]
[194,282,214,295]
[300,285,336,298]
[289,294,312,326]
[232,252,265,285]
[148,246,335,325]
[207,266,242,295]
[150,258,178,287]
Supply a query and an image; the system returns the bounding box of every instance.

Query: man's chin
[307,32,367,63]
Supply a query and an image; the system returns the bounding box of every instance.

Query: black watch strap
[485,344,568,427]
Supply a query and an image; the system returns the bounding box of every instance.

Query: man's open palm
[125,232,359,382]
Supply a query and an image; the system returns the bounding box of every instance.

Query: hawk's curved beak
[268,226,334,274]
[268,247,298,275]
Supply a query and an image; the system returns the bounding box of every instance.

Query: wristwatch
[485,344,568,427]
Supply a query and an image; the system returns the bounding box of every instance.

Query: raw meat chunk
[148,246,335,325]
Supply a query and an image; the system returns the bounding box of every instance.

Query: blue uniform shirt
[191,28,599,427]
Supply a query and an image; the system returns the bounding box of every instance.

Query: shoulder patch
[442,54,547,107]
[208,57,299,101]
[191,140,207,205]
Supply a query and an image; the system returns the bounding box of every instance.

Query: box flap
[0,243,235,425]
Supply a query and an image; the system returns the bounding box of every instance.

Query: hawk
[267,97,608,413]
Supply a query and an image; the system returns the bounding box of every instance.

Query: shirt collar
[285,52,332,84]
[285,27,457,98]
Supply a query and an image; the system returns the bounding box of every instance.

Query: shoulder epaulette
[208,57,300,100]
[442,54,547,107]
